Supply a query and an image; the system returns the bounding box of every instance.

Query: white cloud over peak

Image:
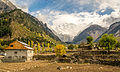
[31,8,120,41]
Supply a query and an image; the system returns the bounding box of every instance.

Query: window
[22,56,27,59]
[8,56,12,59]
[10,45,13,47]
[14,52,17,54]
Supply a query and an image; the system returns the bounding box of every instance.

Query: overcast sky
[9,0,120,37]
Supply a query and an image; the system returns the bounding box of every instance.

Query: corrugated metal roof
[17,41,29,46]
[24,46,33,50]
[17,41,33,50]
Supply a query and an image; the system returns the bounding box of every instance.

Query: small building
[3,41,33,62]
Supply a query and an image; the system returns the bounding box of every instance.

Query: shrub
[86,36,93,44]
[68,44,74,50]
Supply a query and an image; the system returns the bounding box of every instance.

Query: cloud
[97,0,120,10]
[9,0,35,12]
[31,8,120,38]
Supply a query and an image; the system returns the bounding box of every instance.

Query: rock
[69,67,72,69]
[66,66,72,69]
[99,67,103,69]
[57,66,62,70]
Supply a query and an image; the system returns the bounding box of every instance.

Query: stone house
[3,41,33,62]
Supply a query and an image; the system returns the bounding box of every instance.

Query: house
[2,40,33,62]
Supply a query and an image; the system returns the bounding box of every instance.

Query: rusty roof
[4,41,33,50]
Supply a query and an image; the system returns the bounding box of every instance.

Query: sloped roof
[4,40,33,50]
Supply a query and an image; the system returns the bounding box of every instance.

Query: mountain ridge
[73,24,107,44]
[0,0,61,45]
[0,0,16,13]
[95,21,120,42]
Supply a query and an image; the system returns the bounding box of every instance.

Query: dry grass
[0,60,120,72]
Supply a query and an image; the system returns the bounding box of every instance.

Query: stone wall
[70,50,120,66]
[34,50,120,66]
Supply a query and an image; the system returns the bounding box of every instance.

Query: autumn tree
[0,39,3,48]
[42,42,45,53]
[54,45,66,57]
[0,39,8,49]
[46,43,51,52]
[31,40,34,48]
[99,34,118,52]
[28,41,30,46]
[37,42,41,53]
[34,47,37,54]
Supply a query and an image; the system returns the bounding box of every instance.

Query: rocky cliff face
[73,25,107,44]
[0,0,16,13]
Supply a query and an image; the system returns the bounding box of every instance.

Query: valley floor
[0,61,120,72]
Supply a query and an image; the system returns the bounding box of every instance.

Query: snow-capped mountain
[50,23,81,42]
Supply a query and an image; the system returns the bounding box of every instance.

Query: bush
[68,44,74,50]
[86,36,93,44]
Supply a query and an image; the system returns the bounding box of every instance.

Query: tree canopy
[68,44,74,50]
[86,36,93,44]
[99,34,118,52]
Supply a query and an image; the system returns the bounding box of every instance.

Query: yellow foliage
[5,19,8,22]
[0,39,3,42]
[31,40,34,48]
[34,47,37,54]
[38,42,41,53]
[28,41,30,46]
[42,42,45,52]
[54,45,66,56]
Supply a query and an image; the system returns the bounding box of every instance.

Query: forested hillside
[0,9,61,48]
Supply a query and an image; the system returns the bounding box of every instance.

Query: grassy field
[0,60,120,72]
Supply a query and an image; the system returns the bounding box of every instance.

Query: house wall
[3,50,29,62]
[27,50,34,61]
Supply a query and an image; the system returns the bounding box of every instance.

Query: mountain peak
[0,0,16,13]
[73,24,107,44]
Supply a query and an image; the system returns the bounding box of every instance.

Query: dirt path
[0,61,120,72]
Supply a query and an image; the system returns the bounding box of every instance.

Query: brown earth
[0,61,120,72]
